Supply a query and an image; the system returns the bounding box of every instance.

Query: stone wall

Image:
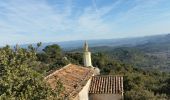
[89,94,123,100]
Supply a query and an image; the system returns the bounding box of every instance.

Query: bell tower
[83,41,92,67]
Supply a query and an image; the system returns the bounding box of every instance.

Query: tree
[125,89,156,100]
[38,44,69,71]
[43,44,62,60]
[0,45,63,100]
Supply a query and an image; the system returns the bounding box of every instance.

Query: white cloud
[0,0,170,46]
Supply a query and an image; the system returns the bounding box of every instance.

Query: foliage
[37,44,69,72]
[43,44,62,60]
[65,52,83,65]
[108,47,170,71]
[0,45,63,100]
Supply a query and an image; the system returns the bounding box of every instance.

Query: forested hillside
[1,44,170,100]
[70,45,170,72]
[104,47,170,71]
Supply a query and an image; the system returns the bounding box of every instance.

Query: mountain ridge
[6,33,170,51]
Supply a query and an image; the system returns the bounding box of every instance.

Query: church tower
[83,41,92,67]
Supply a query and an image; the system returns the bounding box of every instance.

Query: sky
[0,0,170,46]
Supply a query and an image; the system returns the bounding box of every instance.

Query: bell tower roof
[84,41,89,52]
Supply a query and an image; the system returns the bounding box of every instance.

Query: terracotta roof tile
[45,64,94,98]
[89,75,123,94]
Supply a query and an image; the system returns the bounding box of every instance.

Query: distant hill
[17,33,170,51]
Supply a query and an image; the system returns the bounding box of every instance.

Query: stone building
[45,42,124,100]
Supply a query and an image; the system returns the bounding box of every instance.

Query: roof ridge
[93,75,123,77]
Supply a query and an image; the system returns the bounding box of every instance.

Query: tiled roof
[45,64,94,99]
[89,75,123,94]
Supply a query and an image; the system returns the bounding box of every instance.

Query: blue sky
[0,0,170,46]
